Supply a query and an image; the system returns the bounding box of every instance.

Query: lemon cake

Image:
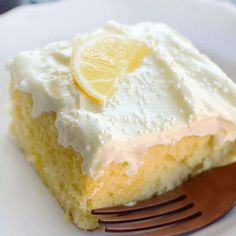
[8,21,236,230]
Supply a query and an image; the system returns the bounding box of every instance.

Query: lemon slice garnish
[71,35,150,103]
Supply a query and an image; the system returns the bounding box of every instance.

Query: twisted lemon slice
[71,35,150,103]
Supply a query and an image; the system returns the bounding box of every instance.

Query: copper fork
[92,163,236,235]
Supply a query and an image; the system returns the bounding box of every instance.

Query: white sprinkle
[86,145,91,151]
[184,97,191,104]
[223,87,228,93]
[176,84,181,89]
[189,115,194,124]
[20,80,27,88]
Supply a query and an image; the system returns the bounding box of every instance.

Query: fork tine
[92,188,184,215]
[138,204,236,236]
[135,213,207,236]
[104,207,200,233]
[99,198,193,224]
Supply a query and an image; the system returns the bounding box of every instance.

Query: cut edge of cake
[9,87,236,230]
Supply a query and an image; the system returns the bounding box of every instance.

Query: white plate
[0,0,236,235]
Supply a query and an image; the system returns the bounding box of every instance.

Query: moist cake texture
[8,21,236,230]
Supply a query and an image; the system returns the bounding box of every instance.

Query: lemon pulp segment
[71,35,150,103]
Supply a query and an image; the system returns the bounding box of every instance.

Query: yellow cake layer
[10,88,236,230]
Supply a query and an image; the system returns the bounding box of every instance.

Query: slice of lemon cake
[8,21,236,230]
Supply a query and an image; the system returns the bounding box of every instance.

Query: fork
[92,162,236,235]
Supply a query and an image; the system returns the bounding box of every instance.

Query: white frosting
[9,21,236,177]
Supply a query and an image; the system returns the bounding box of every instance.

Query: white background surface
[0,0,236,235]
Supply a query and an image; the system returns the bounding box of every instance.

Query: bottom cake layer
[10,88,236,230]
